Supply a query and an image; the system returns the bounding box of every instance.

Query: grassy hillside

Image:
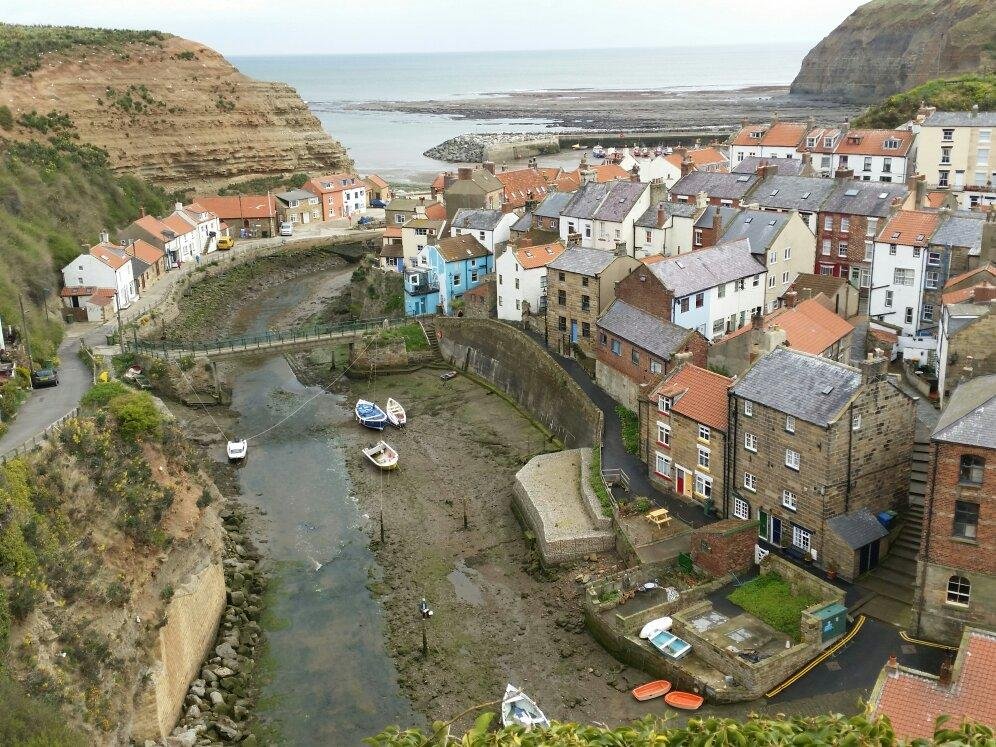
[852,74,996,129]
[0,23,166,76]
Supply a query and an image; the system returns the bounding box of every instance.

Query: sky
[0,0,869,56]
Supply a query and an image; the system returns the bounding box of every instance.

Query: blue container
[877,510,898,529]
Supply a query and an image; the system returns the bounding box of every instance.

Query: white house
[632,200,703,259]
[401,216,446,269]
[644,238,767,340]
[449,208,517,253]
[559,180,650,256]
[728,121,809,164]
[177,202,221,255]
[62,232,138,307]
[832,129,916,183]
[496,240,566,321]
[0,312,5,351]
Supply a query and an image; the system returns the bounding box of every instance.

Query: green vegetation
[375,323,428,352]
[218,172,309,196]
[80,381,130,407]
[589,445,612,517]
[106,391,162,441]
[0,23,166,76]
[728,572,820,640]
[614,405,640,454]
[0,674,85,745]
[852,74,996,129]
[102,84,166,114]
[16,109,74,135]
[366,710,993,746]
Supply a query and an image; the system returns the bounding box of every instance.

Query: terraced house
[727,347,916,582]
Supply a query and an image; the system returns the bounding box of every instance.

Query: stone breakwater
[424,132,560,163]
[165,504,268,746]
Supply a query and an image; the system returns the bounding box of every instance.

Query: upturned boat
[501,684,549,730]
[362,441,398,470]
[385,397,407,427]
[355,399,388,430]
[639,616,673,639]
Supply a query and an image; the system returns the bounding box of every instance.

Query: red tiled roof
[594,163,629,182]
[731,121,808,148]
[129,238,164,265]
[382,226,402,238]
[364,174,389,188]
[925,191,949,208]
[89,243,131,270]
[654,364,733,432]
[872,630,996,742]
[431,173,447,190]
[305,173,361,195]
[834,129,914,157]
[868,327,899,345]
[514,241,566,270]
[767,299,854,355]
[60,285,105,298]
[87,289,116,307]
[424,201,446,220]
[555,170,582,191]
[665,147,728,170]
[877,210,941,247]
[496,168,549,208]
[799,127,842,154]
[133,214,172,238]
[161,213,196,236]
[193,195,276,219]
[942,281,995,305]
[944,263,995,289]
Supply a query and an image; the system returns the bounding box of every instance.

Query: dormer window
[823,137,833,148]
[884,138,900,150]
[806,138,816,148]
[750,130,763,139]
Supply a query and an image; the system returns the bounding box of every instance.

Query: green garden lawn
[727,572,820,640]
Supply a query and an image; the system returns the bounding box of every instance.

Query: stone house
[639,363,734,515]
[124,238,167,292]
[936,268,996,404]
[545,247,639,356]
[922,211,987,335]
[633,200,703,259]
[692,205,738,249]
[303,173,367,221]
[192,195,278,239]
[443,166,503,222]
[274,189,321,226]
[669,170,760,208]
[728,347,916,581]
[594,299,707,409]
[912,375,995,645]
[689,519,757,577]
[784,272,860,319]
[362,174,391,204]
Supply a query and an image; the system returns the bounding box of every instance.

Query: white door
[302,212,310,224]
[954,171,965,187]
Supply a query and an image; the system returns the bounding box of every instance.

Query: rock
[202,668,218,683]
[233,705,249,720]
[209,690,225,706]
[167,729,198,747]
[214,716,242,741]
[186,705,202,719]
[214,666,235,678]
[215,642,238,659]
[228,590,246,606]
[191,683,206,698]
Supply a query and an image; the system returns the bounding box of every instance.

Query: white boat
[362,441,398,470]
[385,397,407,427]
[501,684,549,730]
[227,439,248,462]
[639,616,673,640]
[355,399,388,430]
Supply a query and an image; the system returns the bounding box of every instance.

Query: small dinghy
[501,684,549,730]
[363,441,398,470]
[649,629,692,660]
[355,399,388,430]
[632,679,672,701]
[639,616,673,640]
[664,691,704,711]
[385,397,407,427]
[226,439,248,462]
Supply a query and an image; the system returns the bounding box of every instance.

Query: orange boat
[631,680,672,701]
[664,691,704,710]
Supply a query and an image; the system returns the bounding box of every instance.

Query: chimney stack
[859,350,888,383]
[443,172,457,190]
[695,191,709,210]
[783,289,798,308]
[657,202,666,228]
[834,166,854,181]
[712,209,723,233]
[680,155,695,177]
[673,145,688,159]
[906,173,926,206]
[99,229,110,244]
[140,206,146,218]
[458,167,473,181]
[174,201,183,213]
[756,162,777,180]
[972,282,996,304]
[971,104,979,118]
[630,164,641,182]
[483,161,496,175]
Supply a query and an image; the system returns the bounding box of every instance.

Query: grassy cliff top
[852,74,996,128]
[0,23,167,76]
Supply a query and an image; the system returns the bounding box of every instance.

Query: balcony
[404,271,439,296]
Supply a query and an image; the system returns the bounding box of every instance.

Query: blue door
[570,321,579,343]
[771,516,782,546]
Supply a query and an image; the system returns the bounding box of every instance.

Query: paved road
[0,333,91,457]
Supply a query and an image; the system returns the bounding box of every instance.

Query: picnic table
[646,508,672,529]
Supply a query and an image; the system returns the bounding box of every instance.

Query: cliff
[0,27,351,190]
[791,0,996,104]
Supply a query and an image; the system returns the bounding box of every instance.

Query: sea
[231,44,809,184]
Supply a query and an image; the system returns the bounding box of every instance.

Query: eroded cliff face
[791,0,995,103]
[0,34,350,190]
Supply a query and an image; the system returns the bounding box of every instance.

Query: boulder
[209,690,225,706]
[215,642,238,659]
[213,716,242,741]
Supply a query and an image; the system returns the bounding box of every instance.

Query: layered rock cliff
[0,32,350,190]
[791,0,996,104]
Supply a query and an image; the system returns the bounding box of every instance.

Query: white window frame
[697,446,710,470]
[946,575,970,607]
[694,472,713,499]
[782,490,797,511]
[785,415,795,433]
[852,414,862,431]
[743,472,757,492]
[744,432,757,452]
[657,422,670,446]
[654,451,671,478]
[785,449,801,471]
[792,525,812,552]
[733,496,750,520]
[658,395,671,414]
[743,400,753,417]
[698,424,710,442]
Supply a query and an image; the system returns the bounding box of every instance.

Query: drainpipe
[726,394,737,520]
[845,402,853,513]
[914,440,939,636]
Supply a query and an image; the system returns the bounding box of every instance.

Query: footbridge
[128,316,425,361]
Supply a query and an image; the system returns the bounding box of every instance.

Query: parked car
[370,198,387,208]
[31,367,59,388]
[217,236,235,250]
[279,222,293,237]
[357,215,376,226]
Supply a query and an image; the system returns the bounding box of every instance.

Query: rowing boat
[501,684,549,730]
[362,441,398,470]
[226,439,248,462]
[355,399,388,430]
[664,691,704,710]
[385,397,407,427]
[631,679,672,701]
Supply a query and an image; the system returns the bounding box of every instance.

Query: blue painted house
[404,233,493,316]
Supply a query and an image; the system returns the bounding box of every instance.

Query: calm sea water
[231,45,808,183]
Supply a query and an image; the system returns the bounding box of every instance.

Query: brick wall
[816,212,872,279]
[614,267,673,321]
[595,330,707,410]
[915,561,996,645]
[690,519,756,576]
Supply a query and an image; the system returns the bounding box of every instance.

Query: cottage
[495,166,550,212]
[784,272,860,319]
[124,238,166,291]
[401,216,447,270]
[733,156,808,177]
[797,126,843,176]
[669,170,760,208]
[62,232,138,308]
[176,202,221,256]
[558,180,650,255]
[495,240,566,322]
[692,204,738,249]
[922,211,988,334]
[917,108,996,205]
[443,166,504,222]
[192,195,277,239]
[59,286,117,323]
[362,174,391,205]
[633,200,702,258]
[749,175,836,234]
[303,173,367,221]
[274,189,322,226]
[404,233,493,316]
[936,275,996,405]
[449,208,517,254]
[832,129,916,183]
[728,120,809,164]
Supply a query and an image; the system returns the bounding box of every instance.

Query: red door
[676,469,685,495]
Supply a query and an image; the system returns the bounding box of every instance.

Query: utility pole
[18,294,34,385]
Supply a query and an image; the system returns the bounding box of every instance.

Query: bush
[615,405,640,454]
[589,446,612,517]
[0,587,10,655]
[0,105,12,130]
[107,392,161,440]
[81,381,129,407]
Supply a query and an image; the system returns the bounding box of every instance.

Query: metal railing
[1,406,80,464]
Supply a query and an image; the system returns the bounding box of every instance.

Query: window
[733,496,750,520]
[953,501,979,539]
[885,290,894,308]
[852,414,862,431]
[699,424,710,442]
[743,472,757,492]
[978,148,990,165]
[783,247,792,261]
[866,218,878,237]
[889,244,897,256]
[655,452,671,477]
[658,395,672,413]
[781,271,790,285]
[631,348,640,365]
[922,305,934,322]
[650,360,663,374]
[864,241,873,261]
[470,270,479,283]
[785,449,801,471]
[959,455,984,485]
[695,292,704,308]
[894,268,914,286]
[838,242,848,258]
[452,274,460,287]
[913,247,921,259]
[941,147,952,164]
[768,275,776,288]
[717,283,726,299]
[792,525,812,552]
[938,170,949,188]
[581,322,591,338]
[581,276,589,287]
[821,239,831,255]
[927,252,941,266]
[557,289,566,305]
[680,297,690,313]
[785,415,795,433]
[657,422,671,446]
[558,316,567,331]
[863,156,872,172]
[581,294,590,311]
[394,214,406,224]
[744,401,753,417]
[695,473,713,499]
[712,318,725,335]
[611,339,621,356]
[782,490,797,511]
[946,575,970,606]
[744,433,757,452]
[698,446,710,470]
[558,272,565,282]
[905,307,914,325]
[824,216,833,231]
[925,271,939,289]
[769,250,777,265]
[694,229,703,247]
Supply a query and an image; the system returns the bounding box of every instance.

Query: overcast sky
[1,0,868,56]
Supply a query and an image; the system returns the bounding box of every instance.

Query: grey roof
[733,156,805,176]
[547,246,617,276]
[731,347,863,426]
[386,198,422,212]
[445,168,503,193]
[822,181,909,218]
[451,208,506,231]
[720,209,790,253]
[671,171,759,200]
[932,374,996,449]
[931,213,985,255]
[591,181,649,222]
[694,205,739,229]
[827,509,888,550]
[635,200,699,228]
[275,189,316,202]
[561,182,612,219]
[596,300,692,360]
[533,191,574,219]
[922,111,996,128]
[750,176,836,212]
[131,256,152,276]
[511,212,533,232]
[948,313,983,336]
[647,238,765,297]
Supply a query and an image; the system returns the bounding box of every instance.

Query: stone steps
[857,575,915,605]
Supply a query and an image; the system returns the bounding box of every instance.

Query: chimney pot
[483,161,496,175]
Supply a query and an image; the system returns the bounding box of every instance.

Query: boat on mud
[385,397,407,427]
[355,399,388,430]
[226,439,248,462]
[631,679,672,701]
[362,441,399,470]
[649,629,692,660]
[501,684,550,730]
[591,144,605,159]
[664,691,704,710]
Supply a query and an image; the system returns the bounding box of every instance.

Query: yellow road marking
[899,630,957,650]
[764,615,866,699]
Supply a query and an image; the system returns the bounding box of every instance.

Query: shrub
[615,405,640,454]
[178,355,195,371]
[0,587,11,655]
[0,105,12,130]
[589,446,612,518]
[107,392,161,440]
[81,381,129,407]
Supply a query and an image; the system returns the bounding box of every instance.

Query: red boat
[631,680,672,701]
[664,691,704,710]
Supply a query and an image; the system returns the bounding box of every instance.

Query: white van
[279,221,293,237]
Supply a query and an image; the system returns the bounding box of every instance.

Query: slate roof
[827,509,888,549]
[635,200,699,228]
[931,213,985,255]
[561,182,612,219]
[822,181,909,218]
[596,300,692,361]
[932,374,996,449]
[533,190,574,219]
[511,212,533,232]
[733,156,805,176]
[751,176,836,212]
[274,189,316,203]
[720,209,790,253]
[547,246,617,277]
[434,233,489,262]
[644,238,765,297]
[592,181,649,222]
[451,208,506,232]
[731,347,863,426]
[671,171,759,200]
[655,364,734,432]
[694,205,739,230]
[788,272,847,299]
[922,110,996,128]
[445,168,503,193]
